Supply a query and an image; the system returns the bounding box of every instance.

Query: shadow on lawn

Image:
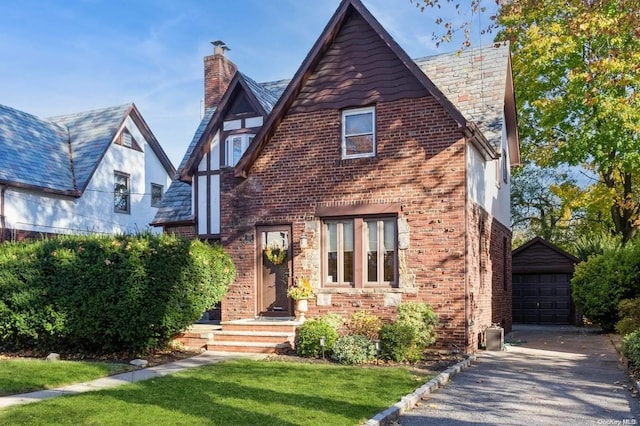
[0,361,400,425]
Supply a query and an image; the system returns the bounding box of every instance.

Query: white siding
[467,120,511,227]
[210,175,220,234]
[3,116,172,237]
[197,175,208,235]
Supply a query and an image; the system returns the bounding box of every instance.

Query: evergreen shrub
[0,233,234,355]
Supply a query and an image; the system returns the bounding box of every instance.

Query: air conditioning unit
[486,326,504,351]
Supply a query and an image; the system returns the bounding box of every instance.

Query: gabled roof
[235,0,485,178]
[512,236,580,263]
[179,72,280,181]
[0,103,175,196]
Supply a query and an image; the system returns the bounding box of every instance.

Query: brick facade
[220,95,489,351]
[465,203,512,351]
[164,225,196,240]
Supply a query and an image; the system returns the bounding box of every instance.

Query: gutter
[0,185,6,243]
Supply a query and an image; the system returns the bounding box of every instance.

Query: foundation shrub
[331,335,376,365]
[0,233,234,355]
[379,322,422,363]
[295,319,338,358]
[396,302,439,348]
[346,310,382,340]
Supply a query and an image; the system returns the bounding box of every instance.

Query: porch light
[319,336,326,359]
[299,232,308,248]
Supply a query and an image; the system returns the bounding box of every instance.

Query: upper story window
[502,148,508,184]
[342,107,376,159]
[150,183,163,207]
[115,128,141,151]
[114,172,130,214]
[323,216,397,288]
[225,134,254,166]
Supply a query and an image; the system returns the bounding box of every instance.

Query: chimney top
[211,40,230,56]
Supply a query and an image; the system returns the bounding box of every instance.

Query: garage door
[512,273,572,324]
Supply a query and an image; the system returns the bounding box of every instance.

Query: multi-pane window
[342,107,376,159]
[325,220,354,285]
[225,134,255,166]
[114,172,130,213]
[365,218,396,285]
[323,216,396,287]
[151,183,163,207]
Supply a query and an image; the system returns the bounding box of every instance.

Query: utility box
[486,326,504,351]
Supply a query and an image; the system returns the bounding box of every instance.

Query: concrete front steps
[175,318,301,354]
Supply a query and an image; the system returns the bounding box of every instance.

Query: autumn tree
[417,0,640,243]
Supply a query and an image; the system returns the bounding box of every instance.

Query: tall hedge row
[0,233,234,355]
[572,243,640,331]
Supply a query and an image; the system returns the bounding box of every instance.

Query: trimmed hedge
[0,233,234,355]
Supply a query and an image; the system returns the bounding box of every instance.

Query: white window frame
[225,134,254,166]
[341,107,376,159]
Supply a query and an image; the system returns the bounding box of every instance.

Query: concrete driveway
[399,325,639,425]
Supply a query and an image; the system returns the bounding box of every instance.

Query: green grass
[0,360,430,425]
[0,358,134,396]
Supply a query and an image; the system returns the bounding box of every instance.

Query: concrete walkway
[399,325,640,425]
[0,351,266,409]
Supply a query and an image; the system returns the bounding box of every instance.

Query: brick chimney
[204,41,237,109]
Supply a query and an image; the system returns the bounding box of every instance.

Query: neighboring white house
[0,103,175,241]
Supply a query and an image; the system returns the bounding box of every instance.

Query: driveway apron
[399,325,639,425]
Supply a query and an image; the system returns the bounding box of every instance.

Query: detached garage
[512,237,581,325]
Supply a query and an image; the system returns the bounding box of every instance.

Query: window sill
[316,287,417,295]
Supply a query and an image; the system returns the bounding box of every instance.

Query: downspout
[463,137,470,352]
[1,185,6,243]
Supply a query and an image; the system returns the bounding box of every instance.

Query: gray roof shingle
[415,43,509,150]
[0,104,75,192]
[151,180,193,224]
[49,104,131,190]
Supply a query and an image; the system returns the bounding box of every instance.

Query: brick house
[156,0,519,353]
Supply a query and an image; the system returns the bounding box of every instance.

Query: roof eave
[0,180,82,198]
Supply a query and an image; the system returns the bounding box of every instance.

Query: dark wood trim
[206,174,211,236]
[180,74,269,181]
[198,233,221,240]
[504,51,521,166]
[150,219,195,227]
[512,265,575,274]
[315,202,401,217]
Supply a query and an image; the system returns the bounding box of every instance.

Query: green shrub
[616,298,640,336]
[320,312,344,333]
[572,244,640,331]
[331,335,376,365]
[0,233,234,355]
[621,330,640,368]
[379,322,422,363]
[396,302,438,347]
[347,310,382,340]
[295,319,338,358]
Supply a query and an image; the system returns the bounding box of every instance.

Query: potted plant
[287,276,315,321]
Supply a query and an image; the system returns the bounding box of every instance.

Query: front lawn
[0,360,430,425]
[0,358,134,396]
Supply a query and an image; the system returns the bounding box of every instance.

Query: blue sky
[0,0,496,166]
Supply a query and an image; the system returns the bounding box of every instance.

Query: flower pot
[295,298,309,322]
